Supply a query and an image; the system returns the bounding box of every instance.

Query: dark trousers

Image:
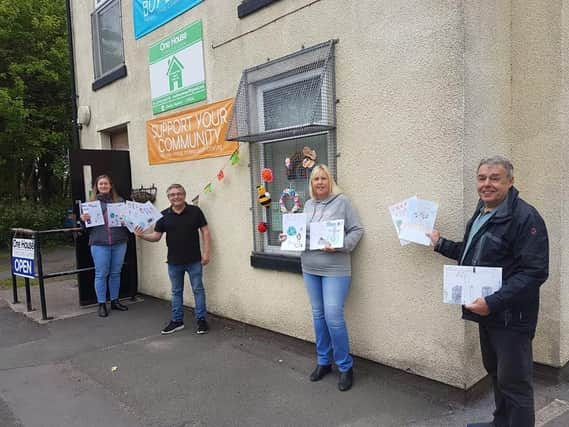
[479,324,534,427]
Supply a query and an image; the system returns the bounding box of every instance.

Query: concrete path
[2,297,569,426]
[1,246,569,426]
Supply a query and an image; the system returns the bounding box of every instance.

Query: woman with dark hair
[80,174,130,317]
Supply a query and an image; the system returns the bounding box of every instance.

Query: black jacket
[435,187,549,334]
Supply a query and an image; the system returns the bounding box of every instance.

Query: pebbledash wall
[70,0,569,389]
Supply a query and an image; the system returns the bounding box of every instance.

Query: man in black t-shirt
[135,184,211,335]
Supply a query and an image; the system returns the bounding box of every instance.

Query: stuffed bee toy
[257,185,271,208]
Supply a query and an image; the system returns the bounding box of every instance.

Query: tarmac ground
[1,246,569,427]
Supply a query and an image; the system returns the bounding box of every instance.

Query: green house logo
[149,21,206,114]
[167,56,184,91]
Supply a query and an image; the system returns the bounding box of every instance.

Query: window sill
[92,65,127,91]
[250,251,301,274]
[238,0,281,18]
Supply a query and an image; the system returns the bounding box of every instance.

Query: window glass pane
[263,76,322,130]
[97,1,124,76]
[263,133,328,247]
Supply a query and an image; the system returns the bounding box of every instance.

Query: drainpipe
[65,0,80,151]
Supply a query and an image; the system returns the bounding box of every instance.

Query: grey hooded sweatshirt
[301,193,364,276]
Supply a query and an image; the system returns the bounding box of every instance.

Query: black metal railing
[9,227,94,321]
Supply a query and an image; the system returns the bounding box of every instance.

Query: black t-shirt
[154,204,207,265]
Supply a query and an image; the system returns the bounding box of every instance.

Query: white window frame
[95,0,112,7]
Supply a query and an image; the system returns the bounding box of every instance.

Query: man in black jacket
[429,156,549,427]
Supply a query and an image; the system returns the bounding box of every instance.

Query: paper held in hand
[443,265,502,304]
[80,201,104,228]
[81,200,162,232]
[389,196,438,246]
[309,219,344,250]
[122,201,163,232]
[107,203,127,227]
[281,213,307,251]
[388,196,415,246]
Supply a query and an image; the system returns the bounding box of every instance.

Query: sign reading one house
[133,0,203,39]
[149,21,206,115]
[11,238,35,279]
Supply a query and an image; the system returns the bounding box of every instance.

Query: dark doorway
[70,149,138,306]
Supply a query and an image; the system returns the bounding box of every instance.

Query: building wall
[462,0,514,385]
[70,0,567,388]
[511,0,569,367]
[562,0,569,368]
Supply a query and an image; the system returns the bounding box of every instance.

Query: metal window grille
[250,131,337,254]
[233,40,338,255]
[226,40,337,143]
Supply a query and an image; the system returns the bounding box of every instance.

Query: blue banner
[133,0,204,39]
[12,257,35,279]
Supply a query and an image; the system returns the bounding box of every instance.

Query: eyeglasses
[168,192,185,198]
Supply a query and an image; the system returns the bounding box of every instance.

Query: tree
[0,0,72,202]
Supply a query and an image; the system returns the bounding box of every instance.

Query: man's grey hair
[478,156,514,179]
[166,183,186,195]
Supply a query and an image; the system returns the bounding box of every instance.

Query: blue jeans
[167,262,207,322]
[90,243,127,303]
[303,273,353,372]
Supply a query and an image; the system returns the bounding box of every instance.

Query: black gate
[70,149,138,306]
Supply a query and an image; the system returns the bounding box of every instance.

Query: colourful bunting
[230,150,240,165]
[187,143,243,203]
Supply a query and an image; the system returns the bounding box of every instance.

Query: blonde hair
[89,174,121,202]
[309,164,341,199]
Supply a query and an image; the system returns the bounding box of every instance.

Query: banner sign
[133,0,203,39]
[11,238,35,279]
[149,21,206,114]
[146,98,238,165]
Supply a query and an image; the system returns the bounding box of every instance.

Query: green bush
[0,199,73,248]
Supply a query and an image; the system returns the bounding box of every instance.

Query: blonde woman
[283,165,364,391]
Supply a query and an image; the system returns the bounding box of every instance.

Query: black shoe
[111,300,128,311]
[161,320,184,335]
[196,318,209,334]
[466,423,494,427]
[98,303,108,318]
[309,365,332,382]
[338,368,353,391]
